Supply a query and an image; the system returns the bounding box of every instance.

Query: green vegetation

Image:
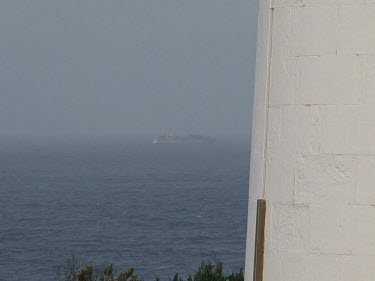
[55,257,244,281]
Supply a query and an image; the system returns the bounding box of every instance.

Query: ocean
[0,137,250,281]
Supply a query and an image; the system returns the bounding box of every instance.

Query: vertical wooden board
[253,199,266,281]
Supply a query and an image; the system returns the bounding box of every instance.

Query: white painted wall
[245,1,375,281]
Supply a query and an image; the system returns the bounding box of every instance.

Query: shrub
[56,258,243,281]
[76,266,93,281]
[55,256,80,281]
[227,269,244,281]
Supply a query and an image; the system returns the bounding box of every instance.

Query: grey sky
[0,1,258,137]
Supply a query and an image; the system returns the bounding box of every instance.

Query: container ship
[153,129,214,144]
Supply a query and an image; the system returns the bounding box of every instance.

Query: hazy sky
[0,1,258,137]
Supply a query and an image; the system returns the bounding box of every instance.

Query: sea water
[0,137,250,281]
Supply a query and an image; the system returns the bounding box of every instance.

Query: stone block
[295,155,356,204]
[271,8,291,58]
[263,253,343,281]
[341,256,375,281]
[339,5,375,54]
[273,0,305,7]
[320,105,358,154]
[265,203,309,253]
[281,254,342,281]
[267,105,323,155]
[250,104,267,154]
[305,0,339,6]
[352,205,375,255]
[289,7,338,56]
[321,105,375,154]
[249,152,265,200]
[262,253,281,281]
[342,0,364,3]
[296,56,361,105]
[309,204,355,254]
[269,56,297,105]
[357,156,375,205]
[363,56,375,104]
[265,152,295,202]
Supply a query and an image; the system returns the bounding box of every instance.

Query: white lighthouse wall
[245,0,273,279]
[246,1,375,281]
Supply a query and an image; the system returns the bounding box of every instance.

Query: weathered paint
[245,1,375,280]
